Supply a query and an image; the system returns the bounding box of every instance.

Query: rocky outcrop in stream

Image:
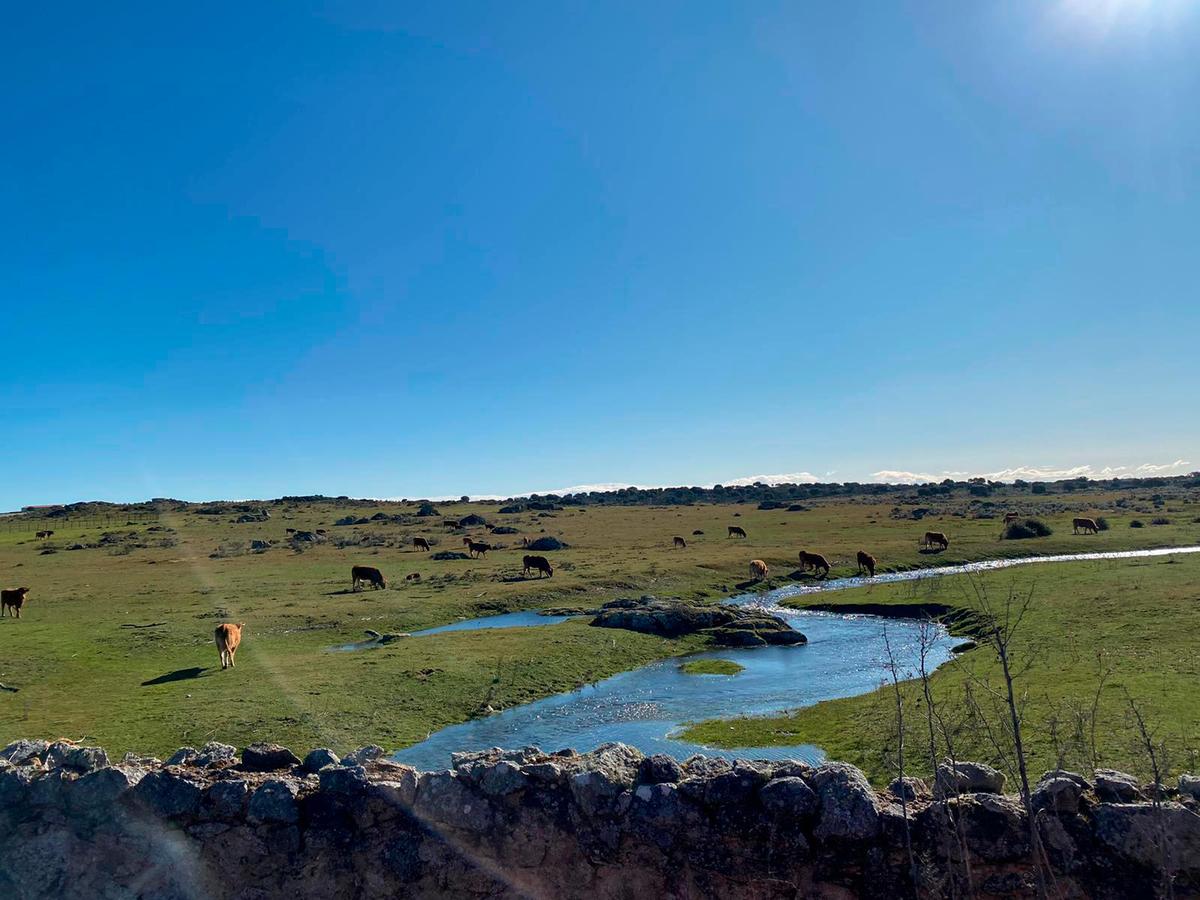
[590,596,807,646]
[2,738,1199,898]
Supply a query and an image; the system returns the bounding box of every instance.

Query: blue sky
[3,1,1197,509]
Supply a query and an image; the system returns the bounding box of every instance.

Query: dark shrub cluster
[1151,517,1171,526]
[1130,520,1145,528]
[1004,518,1053,540]
[1095,517,1110,531]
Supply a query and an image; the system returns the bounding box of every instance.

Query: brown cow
[749,559,769,580]
[466,541,491,558]
[673,536,687,549]
[523,555,553,578]
[727,526,747,538]
[1,587,30,618]
[856,550,876,577]
[413,537,431,552]
[1073,517,1099,535]
[443,519,460,530]
[1003,513,1020,525]
[214,623,244,670]
[922,531,950,550]
[351,565,386,590]
[35,530,53,540]
[798,551,831,578]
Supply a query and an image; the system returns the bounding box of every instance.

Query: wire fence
[0,512,160,534]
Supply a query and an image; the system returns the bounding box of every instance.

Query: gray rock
[888,776,928,802]
[701,765,771,808]
[414,771,493,831]
[302,748,340,774]
[955,793,1029,862]
[1,739,49,765]
[682,755,733,780]
[1095,769,1143,803]
[132,770,204,818]
[165,747,198,767]
[52,745,109,773]
[1178,774,1200,801]
[0,766,34,806]
[195,742,237,767]
[478,761,527,797]
[810,763,881,841]
[638,754,684,785]
[1039,768,1092,791]
[1032,776,1084,815]
[1095,802,1200,876]
[248,779,300,824]
[570,769,628,818]
[319,764,368,795]
[760,777,818,819]
[371,767,419,808]
[29,770,72,807]
[69,766,143,815]
[204,780,250,819]
[241,742,301,772]
[520,762,564,783]
[935,760,1006,796]
[342,745,386,766]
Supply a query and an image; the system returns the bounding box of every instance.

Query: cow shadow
[325,589,356,596]
[142,667,209,686]
[918,548,946,555]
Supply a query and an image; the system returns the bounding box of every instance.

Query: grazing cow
[351,565,387,590]
[727,526,747,539]
[405,572,421,581]
[856,550,876,577]
[523,555,553,578]
[443,519,460,530]
[413,537,431,552]
[797,551,831,578]
[35,530,53,540]
[1,587,30,618]
[214,623,244,670]
[466,541,491,558]
[673,536,687,549]
[749,559,769,580]
[922,531,950,550]
[1073,517,1099,535]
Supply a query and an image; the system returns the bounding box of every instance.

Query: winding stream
[389,545,1200,769]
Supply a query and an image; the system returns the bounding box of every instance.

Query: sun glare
[1052,0,1192,39]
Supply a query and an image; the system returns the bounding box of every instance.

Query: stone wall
[2,738,1199,898]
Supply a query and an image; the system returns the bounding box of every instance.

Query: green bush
[1151,517,1171,526]
[1095,517,1110,531]
[1004,518,1053,540]
[1130,520,1145,528]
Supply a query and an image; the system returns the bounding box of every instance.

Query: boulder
[478,761,528,797]
[525,537,566,551]
[810,763,881,841]
[319,765,369,796]
[241,743,301,772]
[302,748,340,774]
[204,780,250,819]
[1095,769,1143,803]
[248,779,301,824]
[195,742,237,768]
[1178,774,1200,801]
[69,766,144,815]
[954,793,1030,861]
[47,744,108,773]
[132,770,204,818]
[935,761,1006,796]
[1032,777,1085,815]
[1,739,49,765]
[1095,802,1200,876]
[638,754,684,786]
[165,747,198,767]
[343,745,386,766]
[760,777,818,819]
[414,771,492,831]
[887,776,928,802]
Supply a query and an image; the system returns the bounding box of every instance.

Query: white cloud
[720,472,821,487]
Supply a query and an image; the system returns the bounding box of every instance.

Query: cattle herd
[1,509,1104,671]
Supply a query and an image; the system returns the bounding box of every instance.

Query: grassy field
[681,552,1200,783]
[1,487,1198,764]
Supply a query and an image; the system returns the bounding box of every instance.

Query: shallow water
[390,545,1200,769]
[393,610,956,769]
